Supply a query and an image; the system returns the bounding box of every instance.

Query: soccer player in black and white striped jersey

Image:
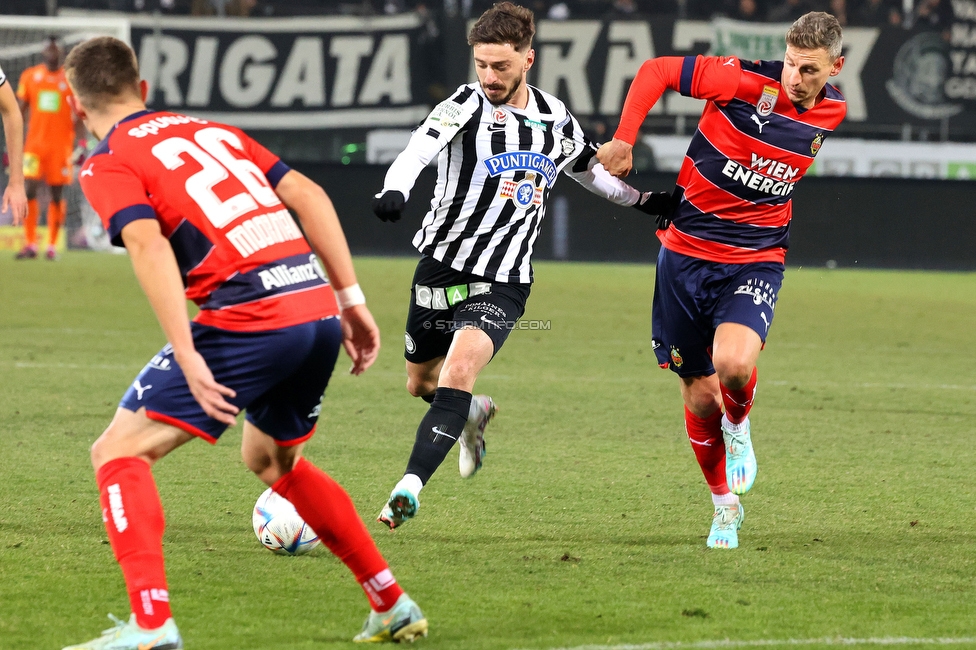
[371,1,673,529]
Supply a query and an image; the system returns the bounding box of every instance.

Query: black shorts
[403,255,531,364]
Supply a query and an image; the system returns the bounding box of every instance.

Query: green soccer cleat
[353,593,428,643]
[62,614,182,650]
[459,395,496,479]
[706,503,744,549]
[723,415,757,495]
[377,488,419,530]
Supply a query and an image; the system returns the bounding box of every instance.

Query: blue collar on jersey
[90,109,156,158]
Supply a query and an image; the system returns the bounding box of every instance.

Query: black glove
[372,190,406,222]
[633,191,675,230]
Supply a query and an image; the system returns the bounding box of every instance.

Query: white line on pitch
[533,636,976,650]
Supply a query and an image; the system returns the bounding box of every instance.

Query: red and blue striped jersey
[80,110,338,332]
[616,55,846,264]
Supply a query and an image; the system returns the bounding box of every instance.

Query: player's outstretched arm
[565,148,641,204]
[371,133,441,223]
[600,56,740,178]
[372,91,475,222]
[121,218,239,425]
[565,148,675,229]
[0,81,27,223]
[275,170,380,375]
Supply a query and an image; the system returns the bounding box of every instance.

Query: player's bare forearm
[121,219,197,359]
[274,170,358,290]
[275,170,381,373]
[0,83,27,219]
[121,219,239,423]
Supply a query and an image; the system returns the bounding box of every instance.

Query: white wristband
[335,283,366,310]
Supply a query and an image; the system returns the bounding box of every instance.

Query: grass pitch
[1,253,975,650]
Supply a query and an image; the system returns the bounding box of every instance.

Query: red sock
[685,406,727,495]
[273,458,404,612]
[721,367,758,424]
[96,457,172,629]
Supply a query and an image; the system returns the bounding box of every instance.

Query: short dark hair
[468,2,535,52]
[64,36,141,111]
[786,12,843,60]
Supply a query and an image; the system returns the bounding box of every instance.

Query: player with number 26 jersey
[65,37,426,650]
[80,110,338,331]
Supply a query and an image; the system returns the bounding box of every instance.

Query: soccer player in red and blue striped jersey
[598,12,846,549]
[60,37,427,648]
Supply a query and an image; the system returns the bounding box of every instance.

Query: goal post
[0,15,130,250]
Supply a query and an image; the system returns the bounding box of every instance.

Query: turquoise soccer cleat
[706,503,744,549]
[377,488,419,530]
[459,395,496,479]
[62,614,182,650]
[723,415,757,495]
[353,594,428,643]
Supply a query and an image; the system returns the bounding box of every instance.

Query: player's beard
[483,72,523,107]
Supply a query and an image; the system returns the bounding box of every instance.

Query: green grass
[1,253,975,650]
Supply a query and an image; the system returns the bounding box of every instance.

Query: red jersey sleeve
[79,151,157,247]
[614,55,742,145]
[232,127,291,188]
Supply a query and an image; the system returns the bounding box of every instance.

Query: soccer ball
[252,488,320,556]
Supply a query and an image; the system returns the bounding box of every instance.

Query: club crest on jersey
[756,85,779,117]
[811,132,824,156]
[500,179,542,208]
[561,138,576,156]
[670,347,683,368]
[484,152,557,184]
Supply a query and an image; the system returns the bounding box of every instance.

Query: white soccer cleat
[62,614,182,650]
[353,593,428,643]
[459,395,496,478]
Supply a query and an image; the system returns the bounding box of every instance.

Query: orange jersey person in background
[16,36,78,260]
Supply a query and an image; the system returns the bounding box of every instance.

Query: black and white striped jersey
[0,65,6,87]
[380,82,640,284]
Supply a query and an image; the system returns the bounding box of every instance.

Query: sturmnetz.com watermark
[423,319,552,331]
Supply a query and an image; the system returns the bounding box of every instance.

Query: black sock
[420,393,435,404]
[405,387,472,484]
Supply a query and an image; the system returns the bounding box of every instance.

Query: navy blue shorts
[120,317,342,445]
[652,247,784,378]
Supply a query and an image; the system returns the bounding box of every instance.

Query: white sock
[712,492,740,507]
[394,474,424,498]
[721,414,749,433]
